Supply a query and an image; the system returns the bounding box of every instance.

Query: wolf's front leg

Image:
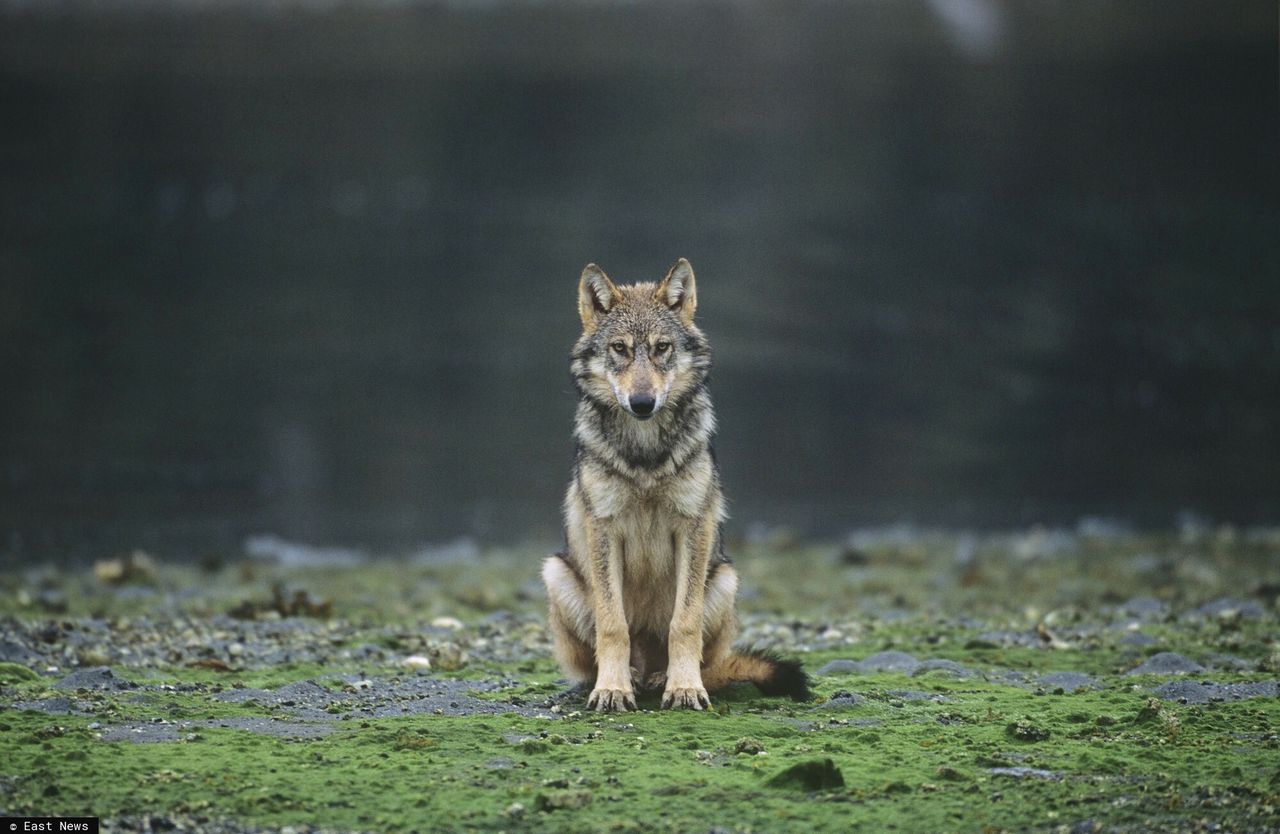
[663,519,714,709]
[586,525,635,712]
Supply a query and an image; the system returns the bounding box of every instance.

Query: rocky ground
[1,526,1278,833]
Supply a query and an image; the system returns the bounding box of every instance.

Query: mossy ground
[2,529,1278,832]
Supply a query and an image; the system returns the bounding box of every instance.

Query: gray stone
[10,697,79,715]
[815,659,860,675]
[1205,654,1256,672]
[1119,596,1167,621]
[1126,652,1205,676]
[1152,679,1278,704]
[911,659,976,678]
[819,691,866,708]
[853,651,920,673]
[53,667,137,691]
[0,640,42,665]
[988,767,1062,781]
[1194,597,1265,620]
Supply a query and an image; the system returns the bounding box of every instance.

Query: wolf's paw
[643,670,668,691]
[661,685,710,710]
[587,687,636,712]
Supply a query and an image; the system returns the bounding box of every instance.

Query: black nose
[629,394,656,416]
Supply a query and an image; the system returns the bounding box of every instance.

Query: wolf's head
[571,258,711,421]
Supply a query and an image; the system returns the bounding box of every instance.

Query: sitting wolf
[542,258,811,711]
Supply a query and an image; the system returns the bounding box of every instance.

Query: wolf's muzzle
[628,394,657,419]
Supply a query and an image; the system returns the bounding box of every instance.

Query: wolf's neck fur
[575,386,715,482]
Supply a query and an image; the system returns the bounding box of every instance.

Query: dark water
[2,2,1278,559]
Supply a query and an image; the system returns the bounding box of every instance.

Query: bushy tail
[703,649,812,701]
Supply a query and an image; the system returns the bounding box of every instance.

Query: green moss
[2,532,1278,831]
[0,662,42,685]
[3,665,1278,833]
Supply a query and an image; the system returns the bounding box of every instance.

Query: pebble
[401,655,432,670]
[431,616,465,630]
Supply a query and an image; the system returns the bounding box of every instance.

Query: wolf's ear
[578,263,623,332]
[656,258,697,324]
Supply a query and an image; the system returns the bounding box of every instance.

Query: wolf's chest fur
[572,439,720,630]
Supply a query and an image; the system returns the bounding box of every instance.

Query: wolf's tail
[703,649,812,701]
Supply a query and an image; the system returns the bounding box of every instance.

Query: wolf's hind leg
[541,554,596,685]
[700,562,740,673]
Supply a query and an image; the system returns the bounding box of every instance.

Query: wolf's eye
[610,341,627,355]
[654,341,671,354]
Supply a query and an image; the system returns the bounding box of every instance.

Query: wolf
[541,258,811,711]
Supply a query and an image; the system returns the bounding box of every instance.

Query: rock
[401,655,432,670]
[815,660,860,675]
[0,640,42,665]
[1119,632,1157,647]
[1038,672,1098,693]
[1152,679,1279,704]
[817,651,919,676]
[765,759,845,791]
[431,616,464,630]
[1118,596,1167,621]
[433,644,469,671]
[276,680,338,702]
[1205,654,1255,672]
[1126,652,1205,676]
[988,767,1061,781]
[1193,597,1264,621]
[53,667,136,691]
[37,589,68,613]
[820,691,867,708]
[734,737,766,754]
[911,659,976,678]
[11,697,78,715]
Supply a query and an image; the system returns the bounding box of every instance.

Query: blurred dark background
[1,1,1277,561]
